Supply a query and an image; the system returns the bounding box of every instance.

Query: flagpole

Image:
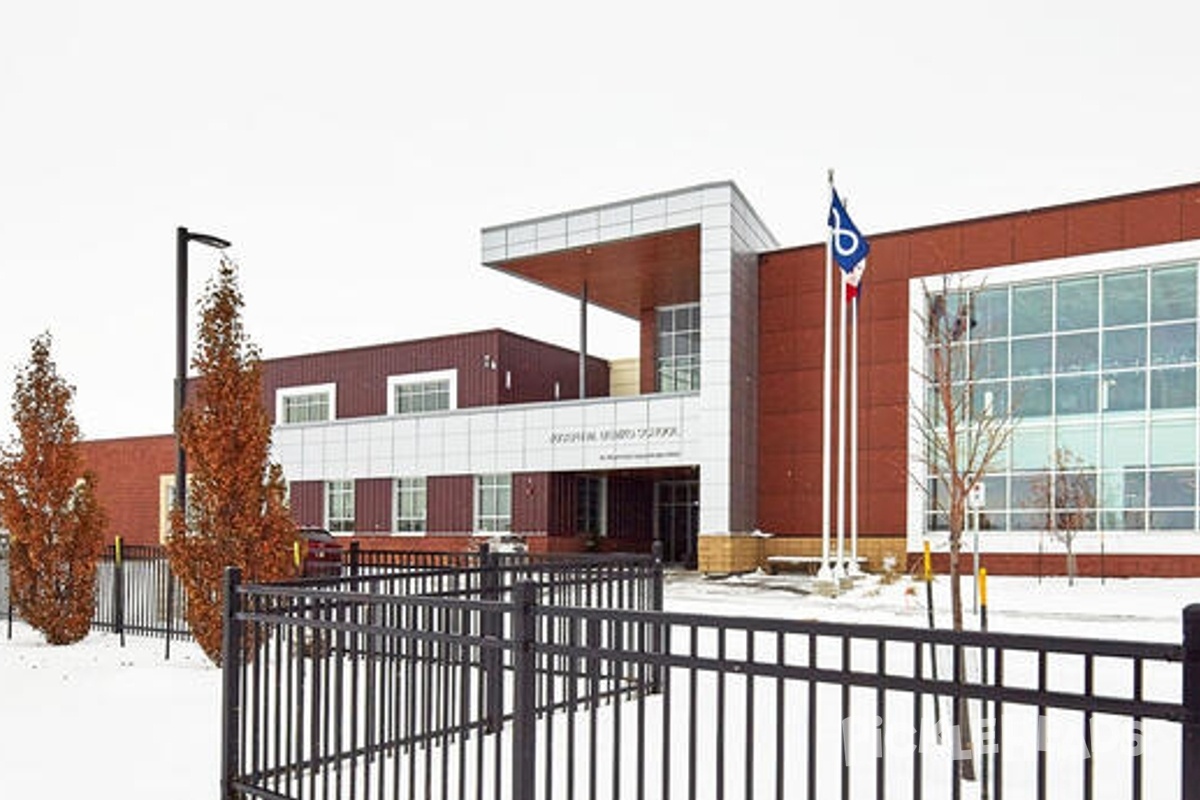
[820,172,834,580]
[849,276,862,576]
[835,254,848,580]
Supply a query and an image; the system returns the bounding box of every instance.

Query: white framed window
[277,383,336,424]
[656,303,700,392]
[394,477,427,534]
[325,480,355,534]
[388,369,457,416]
[474,474,511,533]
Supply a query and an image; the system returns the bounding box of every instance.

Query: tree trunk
[948,537,978,781]
[1067,542,1077,587]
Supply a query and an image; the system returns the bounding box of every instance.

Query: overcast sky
[2,1,1199,440]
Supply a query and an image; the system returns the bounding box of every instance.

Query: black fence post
[649,541,664,695]
[113,537,125,648]
[480,543,504,733]
[349,540,360,579]
[511,580,537,800]
[1183,603,1200,800]
[165,567,175,661]
[220,567,243,800]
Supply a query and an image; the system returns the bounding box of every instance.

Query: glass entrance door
[654,480,698,567]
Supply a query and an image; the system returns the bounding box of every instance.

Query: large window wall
[926,260,1199,536]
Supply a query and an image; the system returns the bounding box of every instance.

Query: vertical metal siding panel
[497,332,610,405]
[512,472,549,534]
[549,473,575,536]
[261,331,507,421]
[429,475,473,534]
[356,478,393,535]
[289,481,324,529]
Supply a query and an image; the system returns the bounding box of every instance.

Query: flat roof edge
[481,180,739,235]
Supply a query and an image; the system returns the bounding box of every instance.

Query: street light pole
[175,227,231,518]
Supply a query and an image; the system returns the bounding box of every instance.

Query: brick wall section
[758,183,1200,568]
[78,434,175,547]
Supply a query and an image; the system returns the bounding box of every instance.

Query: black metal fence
[92,542,192,642]
[4,535,650,646]
[221,559,1200,800]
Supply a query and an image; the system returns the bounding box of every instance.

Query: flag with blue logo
[827,189,870,273]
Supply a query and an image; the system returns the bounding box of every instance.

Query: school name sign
[549,425,680,446]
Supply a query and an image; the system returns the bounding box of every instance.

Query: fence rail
[4,537,656,651]
[222,561,1200,800]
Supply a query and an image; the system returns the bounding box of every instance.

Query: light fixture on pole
[175,227,231,518]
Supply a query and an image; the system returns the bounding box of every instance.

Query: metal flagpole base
[846,560,865,578]
[816,563,834,581]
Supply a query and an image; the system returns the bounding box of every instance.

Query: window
[388,370,457,415]
[394,478,426,534]
[474,474,511,533]
[656,303,700,392]
[277,384,336,424]
[325,480,355,533]
[576,476,606,537]
[921,260,1200,535]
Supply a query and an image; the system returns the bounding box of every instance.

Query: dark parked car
[298,528,343,577]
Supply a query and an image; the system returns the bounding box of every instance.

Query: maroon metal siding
[356,478,393,535]
[428,475,473,534]
[511,472,550,534]
[496,331,608,403]
[548,473,577,536]
[261,329,610,424]
[289,481,324,529]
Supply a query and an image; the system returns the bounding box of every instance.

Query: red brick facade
[759,182,1200,575]
[78,434,174,547]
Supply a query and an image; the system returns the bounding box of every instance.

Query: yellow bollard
[923,539,932,582]
[114,535,123,567]
[293,541,302,570]
[980,567,988,609]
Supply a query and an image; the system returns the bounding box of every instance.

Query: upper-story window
[656,303,700,392]
[388,369,457,415]
[276,383,336,424]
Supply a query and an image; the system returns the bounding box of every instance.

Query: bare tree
[1029,447,1095,587]
[911,278,1018,780]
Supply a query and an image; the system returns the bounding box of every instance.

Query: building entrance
[654,480,698,567]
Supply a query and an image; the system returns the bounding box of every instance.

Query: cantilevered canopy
[482,226,700,319]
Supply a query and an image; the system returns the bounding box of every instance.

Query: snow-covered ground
[1,572,1196,799]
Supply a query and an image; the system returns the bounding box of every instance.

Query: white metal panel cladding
[271,394,701,482]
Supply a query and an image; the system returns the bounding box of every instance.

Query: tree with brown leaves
[167,258,296,664]
[0,333,106,645]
